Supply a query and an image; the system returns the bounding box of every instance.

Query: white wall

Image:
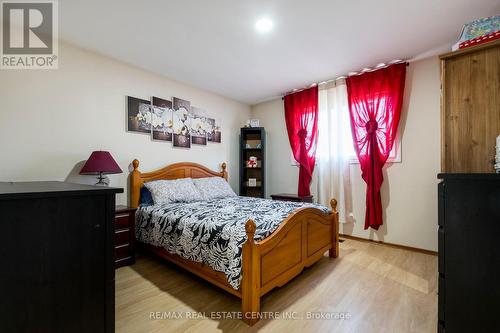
[0,42,251,205]
[251,57,441,251]
[250,98,319,199]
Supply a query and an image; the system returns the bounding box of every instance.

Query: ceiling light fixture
[255,18,273,33]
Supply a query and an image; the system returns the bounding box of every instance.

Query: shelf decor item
[248,178,257,187]
[452,16,500,51]
[80,151,123,186]
[247,156,258,168]
[250,119,260,127]
[245,139,261,148]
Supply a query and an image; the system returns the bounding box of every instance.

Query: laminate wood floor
[116,239,437,333]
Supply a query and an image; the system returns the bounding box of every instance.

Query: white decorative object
[248,178,257,187]
[495,135,500,173]
[250,119,260,127]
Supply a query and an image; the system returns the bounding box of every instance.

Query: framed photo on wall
[189,107,208,145]
[207,117,221,143]
[126,94,221,148]
[172,97,191,148]
[151,96,173,141]
[127,96,152,134]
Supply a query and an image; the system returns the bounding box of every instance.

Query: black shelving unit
[239,127,265,198]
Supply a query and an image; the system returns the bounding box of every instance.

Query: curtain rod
[281,60,409,100]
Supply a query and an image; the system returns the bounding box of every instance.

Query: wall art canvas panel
[189,107,208,145]
[151,97,173,141]
[127,96,152,134]
[207,117,222,143]
[172,97,191,148]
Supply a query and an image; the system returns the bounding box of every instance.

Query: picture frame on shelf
[248,178,257,187]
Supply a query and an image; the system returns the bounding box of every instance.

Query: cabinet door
[0,195,106,333]
[442,45,500,172]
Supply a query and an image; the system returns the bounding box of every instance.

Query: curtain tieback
[365,120,378,134]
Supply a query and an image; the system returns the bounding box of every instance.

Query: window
[343,126,402,164]
[291,95,402,165]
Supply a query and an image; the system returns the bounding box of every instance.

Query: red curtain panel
[346,63,406,230]
[284,86,319,196]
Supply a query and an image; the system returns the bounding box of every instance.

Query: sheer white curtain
[317,79,354,224]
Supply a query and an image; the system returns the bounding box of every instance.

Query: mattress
[135,196,329,289]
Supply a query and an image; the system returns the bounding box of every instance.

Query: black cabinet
[240,127,265,198]
[0,181,122,333]
[437,174,500,332]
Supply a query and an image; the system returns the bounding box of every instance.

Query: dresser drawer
[114,206,136,268]
[115,229,130,245]
[438,182,445,226]
[115,244,131,260]
[115,214,130,229]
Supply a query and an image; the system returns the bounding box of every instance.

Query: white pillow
[193,177,237,201]
[144,178,203,205]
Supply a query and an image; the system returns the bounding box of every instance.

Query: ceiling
[60,0,500,105]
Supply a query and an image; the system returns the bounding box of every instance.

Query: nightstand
[114,205,136,268]
[270,193,313,203]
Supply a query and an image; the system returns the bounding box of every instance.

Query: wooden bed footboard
[241,199,339,325]
[130,159,339,326]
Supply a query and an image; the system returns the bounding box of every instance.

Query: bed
[130,159,339,325]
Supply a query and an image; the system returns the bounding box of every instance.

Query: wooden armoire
[438,40,500,333]
[440,40,500,173]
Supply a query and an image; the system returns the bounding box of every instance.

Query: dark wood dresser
[438,174,500,333]
[270,193,313,203]
[0,181,122,333]
[115,205,136,268]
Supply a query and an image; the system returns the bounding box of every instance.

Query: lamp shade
[80,151,122,175]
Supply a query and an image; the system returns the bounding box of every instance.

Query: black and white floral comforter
[136,196,329,290]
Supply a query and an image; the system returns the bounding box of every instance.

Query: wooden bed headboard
[129,159,228,208]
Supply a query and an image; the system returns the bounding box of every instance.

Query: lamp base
[95,173,109,186]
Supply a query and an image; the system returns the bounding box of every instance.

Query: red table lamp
[80,151,122,186]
